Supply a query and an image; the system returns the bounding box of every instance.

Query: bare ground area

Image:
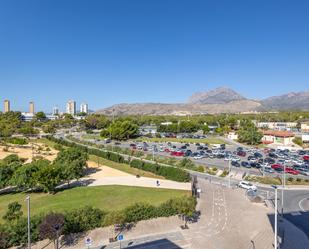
[0,143,58,162]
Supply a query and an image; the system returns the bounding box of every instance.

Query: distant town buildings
[29,101,35,114]
[66,100,76,116]
[53,106,59,115]
[80,103,88,114]
[256,121,298,131]
[4,100,10,113]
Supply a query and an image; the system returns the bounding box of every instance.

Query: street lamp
[272,185,278,249]
[228,159,231,188]
[25,195,31,249]
[54,224,61,249]
[281,163,286,216]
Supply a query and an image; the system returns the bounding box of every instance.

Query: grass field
[89,155,165,179]
[0,185,189,222]
[82,134,105,140]
[134,136,226,145]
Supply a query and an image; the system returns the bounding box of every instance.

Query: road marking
[298,197,308,212]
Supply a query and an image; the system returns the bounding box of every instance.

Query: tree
[106,121,138,140]
[238,120,263,145]
[35,165,61,193]
[10,159,50,191]
[35,112,46,122]
[53,148,88,186]
[3,202,23,222]
[84,114,110,130]
[202,125,210,134]
[39,213,64,249]
[177,197,196,229]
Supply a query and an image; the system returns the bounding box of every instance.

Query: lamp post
[228,159,231,188]
[272,185,278,249]
[54,224,60,249]
[281,163,286,216]
[26,195,31,249]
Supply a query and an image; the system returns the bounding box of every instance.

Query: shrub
[64,206,106,234]
[130,159,190,182]
[103,211,126,227]
[124,203,158,223]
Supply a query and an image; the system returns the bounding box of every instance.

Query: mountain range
[96,87,309,115]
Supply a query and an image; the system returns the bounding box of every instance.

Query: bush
[0,196,196,248]
[64,206,106,234]
[124,203,158,223]
[4,137,28,145]
[130,159,190,182]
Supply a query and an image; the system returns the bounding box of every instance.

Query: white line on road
[298,197,308,212]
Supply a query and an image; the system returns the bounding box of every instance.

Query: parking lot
[81,135,309,180]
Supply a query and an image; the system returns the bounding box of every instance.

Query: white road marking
[298,197,308,212]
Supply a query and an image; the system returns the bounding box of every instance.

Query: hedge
[47,136,190,182]
[130,159,190,182]
[0,197,196,248]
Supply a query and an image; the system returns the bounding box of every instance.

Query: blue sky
[0,0,309,112]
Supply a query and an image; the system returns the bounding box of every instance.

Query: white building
[261,130,295,146]
[80,103,88,114]
[301,122,309,132]
[53,106,59,115]
[257,122,297,130]
[227,131,238,140]
[66,100,76,116]
[256,122,297,131]
[302,134,309,143]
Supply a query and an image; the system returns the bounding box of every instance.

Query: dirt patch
[0,143,58,163]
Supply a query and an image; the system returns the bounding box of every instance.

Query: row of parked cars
[129,142,309,176]
[231,147,309,176]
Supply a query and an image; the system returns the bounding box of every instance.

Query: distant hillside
[188,87,246,104]
[96,87,309,115]
[260,91,309,111]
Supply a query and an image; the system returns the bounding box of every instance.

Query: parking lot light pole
[281,163,286,216]
[272,185,278,249]
[228,159,231,188]
[26,195,31,249]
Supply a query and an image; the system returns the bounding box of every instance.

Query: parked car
[285,167,299,175]
[264,166,274,173]
[238,181,257,191]
[241,161,251,168]
[237,151,246,157]
[231,161,240,167]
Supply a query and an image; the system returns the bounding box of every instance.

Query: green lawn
[0,185,189,222]
[134,136,226,144]
[82,134,105,140]
[89,155,165,179]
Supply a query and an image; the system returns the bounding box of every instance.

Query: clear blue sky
[1,0,309,112]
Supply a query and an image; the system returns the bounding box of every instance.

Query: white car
[238,181,257,191]
[194,155,203,160]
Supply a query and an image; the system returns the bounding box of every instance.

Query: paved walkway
[83,161,191,190]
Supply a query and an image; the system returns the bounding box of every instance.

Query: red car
[303,156,309,161]
[170,151,184,156]
[271,164,283,169]
[237,151,246,157]
[285,167,299,175]
[164,148,170,153]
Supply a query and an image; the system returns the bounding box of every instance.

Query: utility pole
[272,185,278,249]
[26,195,31,249]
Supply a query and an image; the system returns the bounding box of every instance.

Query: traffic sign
[118,234,124,241]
